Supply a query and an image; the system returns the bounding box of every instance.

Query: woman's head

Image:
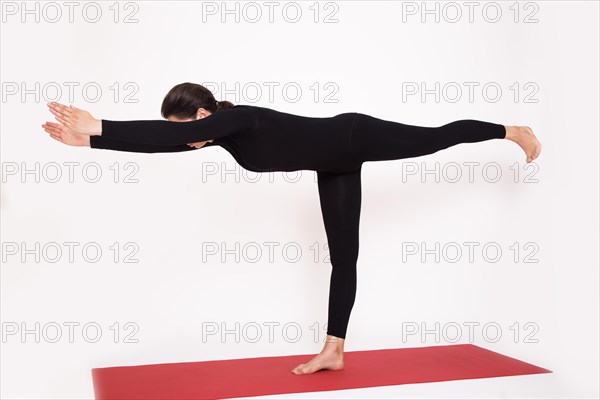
[161,82,234,121]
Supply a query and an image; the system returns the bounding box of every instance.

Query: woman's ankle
[504,125,518,141]
[323,335,345,354]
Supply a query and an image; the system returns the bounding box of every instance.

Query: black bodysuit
[90,105,506,339]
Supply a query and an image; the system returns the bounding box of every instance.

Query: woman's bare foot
[291,335,345,375]
[504,125,542,163]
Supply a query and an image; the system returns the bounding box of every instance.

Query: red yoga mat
[91,343,551,399]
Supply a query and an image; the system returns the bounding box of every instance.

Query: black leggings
[317,115,505,339]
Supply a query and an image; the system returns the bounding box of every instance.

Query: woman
[42,82,542,375]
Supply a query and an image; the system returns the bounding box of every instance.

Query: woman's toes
[291,364,305,374]
[513,126,541,163]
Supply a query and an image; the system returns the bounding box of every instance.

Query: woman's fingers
[48,107,66,122]
[43,125,61,138]
[46,125,62,136]
[48,135,63,143]
[42,117,69,144]
[48,101,72,116]
[47,103,72,121]
[44,125,60,134]
[46,121,65,132]
[187,141,207,148]
[42,121,66,140]
[48,102,74,126]
[42,121,61,132]
[45,120,62,127]
[48,107,71,126]
[43,126,62,141]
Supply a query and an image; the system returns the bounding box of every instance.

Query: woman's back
[209,105,360,173]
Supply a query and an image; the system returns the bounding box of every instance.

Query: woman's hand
[47,102,102,136]
[187,140,211,149]
[41,121,91,147]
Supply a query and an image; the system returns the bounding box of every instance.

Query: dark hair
[160,82,234,119]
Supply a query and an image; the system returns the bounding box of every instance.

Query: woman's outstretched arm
[42,120,207,153]
[47,102,257,146]
[89,135,203,153]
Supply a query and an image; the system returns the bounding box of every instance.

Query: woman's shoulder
[232,104,267,111]
[230,104,276,118]
[232,104,291,116]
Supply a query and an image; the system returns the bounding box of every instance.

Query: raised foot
[291,349,344,375]
[505,125,542,163]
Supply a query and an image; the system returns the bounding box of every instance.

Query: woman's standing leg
[291,165,362,375]
[318,166,362,340]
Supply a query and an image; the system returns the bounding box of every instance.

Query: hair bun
[215,100,235,111]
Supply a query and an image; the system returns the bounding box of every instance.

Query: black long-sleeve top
[90,105,360,173]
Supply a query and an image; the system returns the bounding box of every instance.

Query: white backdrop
[1,1,598,398]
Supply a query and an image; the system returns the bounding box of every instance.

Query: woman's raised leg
[350,114,541,163]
